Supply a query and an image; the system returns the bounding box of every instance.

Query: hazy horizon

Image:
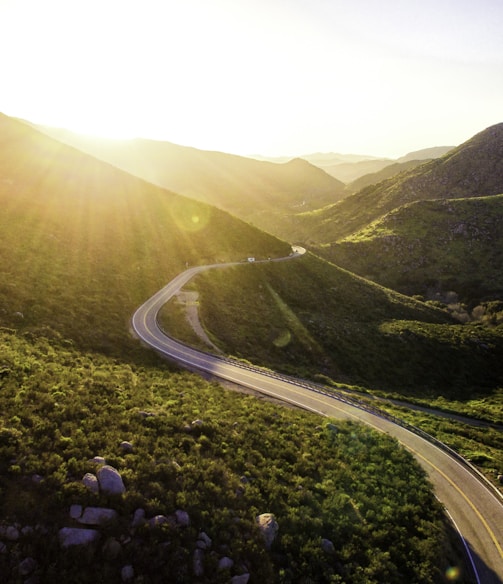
[1,0,502,158]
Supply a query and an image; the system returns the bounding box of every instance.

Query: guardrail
[157,329,503,505]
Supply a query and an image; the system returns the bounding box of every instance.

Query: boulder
[218,556,234,571]
[97,465,126,495]
[175,509,190,527]
[70,505,83,519]
[120,441,134,453]
[59,527,100,548]
[197,531,212,549]
[256,513,279,550]
[148,515,171,528]
[77,507,118,526]
[121,565,134,582]
[102,537,122,560]
[131,508,146,528]
[89,456,106,465]
[231,575,250,584]
[321,538,335,554]
[193,548,205,577]
[18,557,38,577]
[82,472,100,493]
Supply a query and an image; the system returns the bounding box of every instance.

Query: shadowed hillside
[301,123,503,243]
[324,195,503,305]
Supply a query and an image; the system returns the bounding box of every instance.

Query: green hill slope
[179,253,503,399]
[30,123,346,239]
[299,122,503,243]
[323,194,503,305]
[0,114,289,354]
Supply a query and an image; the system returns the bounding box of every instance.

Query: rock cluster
[0,447,273,582]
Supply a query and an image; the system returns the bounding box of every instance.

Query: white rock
[58,527,100,548]
[97,465,126,495]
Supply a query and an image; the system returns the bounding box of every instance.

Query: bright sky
[1,0,502,158]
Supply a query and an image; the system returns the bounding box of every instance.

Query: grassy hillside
[30,123,346,239]
[185,253,503,400]
[298,122,503,243]
[347,159,433,193]
[322,194,503,305]
[0,113,289,355]
[0,114,467,582]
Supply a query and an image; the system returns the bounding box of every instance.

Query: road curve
[132,250,503,583]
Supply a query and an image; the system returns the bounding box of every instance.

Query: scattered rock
[497,474,503,484]
[131,508,146,528]
[82,472,100,493]
[31,474,43,484]
[0,541,7,554]
[196,531,212,549]
[193,548,205,577]
[121,564,134,582]
[89,456,106,465]
[120,441,134,453]
[96,465,126,495]
[77,507,118,526]
[58,527,100,548]
[175,510,190,527]
[218,556,234,570]
[70,505,83,520]
[18,556,38,577]
[0,525,20,541]
[231,574,250,584]
[321,538,335,554]
[192,419,203,427]
[256,513,279,550]
[102,537,122,560]
[138,411,155,418]
[148,515,171,528]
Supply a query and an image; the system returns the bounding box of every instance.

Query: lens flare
[445,566,461,581]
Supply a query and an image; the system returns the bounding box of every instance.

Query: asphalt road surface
[132,249,503,583]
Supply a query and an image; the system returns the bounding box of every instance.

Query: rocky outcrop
[256,513,279,550]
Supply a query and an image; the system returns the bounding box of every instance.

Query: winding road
[132,248,503,584]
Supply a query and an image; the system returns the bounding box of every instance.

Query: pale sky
[1,0,502,158]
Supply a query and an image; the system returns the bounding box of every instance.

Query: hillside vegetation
[300,122,503,243]
[30,123,347,239]
[189,254,503,401]
[0,114,289,355]
[324,194,503,305]
[0,114,467,582]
